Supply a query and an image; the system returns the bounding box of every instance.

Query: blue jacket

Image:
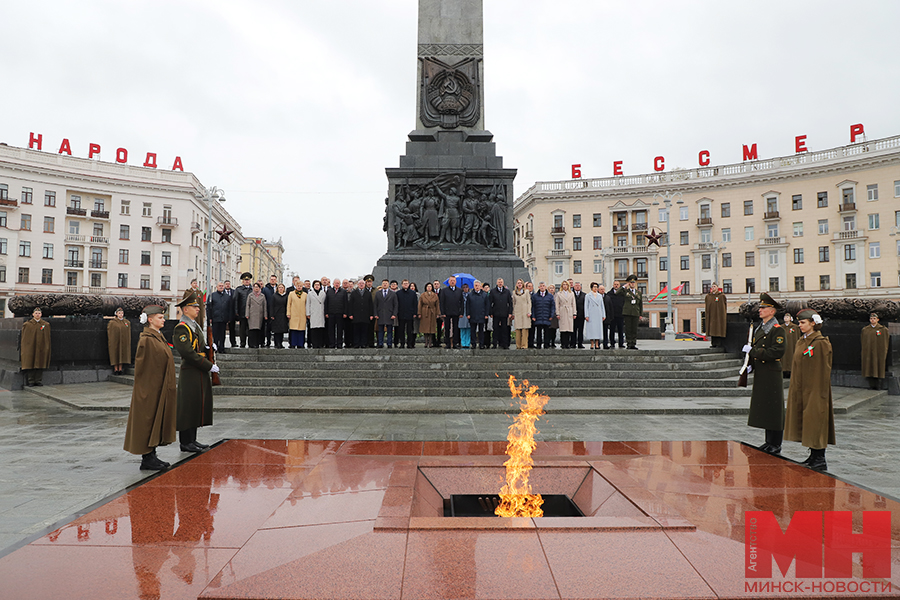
[468,289,489,324]
[531,291,556,325]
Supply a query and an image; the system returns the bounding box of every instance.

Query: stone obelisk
[373,0,528,286]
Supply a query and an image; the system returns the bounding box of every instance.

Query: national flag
[649,283,684,303]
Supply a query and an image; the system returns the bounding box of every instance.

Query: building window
[722,253,732,267]
[744,226,754,241]
[791,194,802,210]
[121,200,130,215]
[766,197,778,213]
[553,237,563,251]
[794,276,805,291]
[722,279,732,294]
[68,220,79,235]
[93,199,105,212]
[117,273,128,288]
[142,202,152,217]
[819,246,830,262]
[41,269,53,285]
[659,257,667,271]
[680,255,689,270]
[592,213,601,227]
[572,237,582,251]
[867,184,878,201]
[91,248,103,268]
[19,240,31,257]
[745,252,755,267]
[44,190,56,207]
[141,226,152,242]
[593,260,602,274]
[141,251,151,265]
[0,266,5,282]
[67,271,78,286]
[118,249,129,264]
[553,214,563,228]
[701,254,711,270]
[573,260,582,274]
[868,213,880,230]
[817,191,828,208]
[722,228,731,242]
[160,275,171,290]
[90,273,102,288]
[818,219,828,235]
[161,251,171,266]
[21,187,33,204]
[573,214,581,228]
[700,229,711,244]
[846,273,857,289]
[140,275,150,290]
[721,203,730,218]
[43,216,55,233]
[119,224,130,240]
[769,277,779,292]
[592,236,602,250]
[658,208,668,222]
[745,278,755,293]
[679,206,689,221]
[0,211,6,227]
[895,181,900,197]
[871,272,882,287]
[42,243,53,259]
[844,244,856,261]
[843,215,856,231]
[680,281,690,295]
[766,223,779,238]
[161,228,172,243]
[21,214,32,231]
[70,195,81,209]
[793,248,804,264]
[792,222,803,237]
[743,200,753,215]
[842,187,854,205]
[869,242,880,259]
[820,275,830,290]
[93,223,104,238]
[0,238,6,254]
[18,267,29,283]
[679,231,689,245]
[768,250,778,267]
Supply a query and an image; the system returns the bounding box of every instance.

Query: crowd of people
[200,272,644,351]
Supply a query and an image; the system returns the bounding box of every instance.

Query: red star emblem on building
[216,224,234,243]
[644,227,663,248]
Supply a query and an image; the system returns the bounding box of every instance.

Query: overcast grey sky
[3,1,899,279]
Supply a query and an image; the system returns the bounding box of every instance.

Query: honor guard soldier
[861,312,890,389]
[21,307,51,386]
[616,274,642,349]
[173,296,218,453]
[745,292,786,454]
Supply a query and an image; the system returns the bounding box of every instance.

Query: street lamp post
[202,186,226,308]
[653,191,683,341]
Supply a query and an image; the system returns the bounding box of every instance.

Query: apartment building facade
[513,135,900,333]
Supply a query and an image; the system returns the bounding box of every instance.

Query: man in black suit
[325,278,348,348]
[374,279,398,348]
[489,278,514,349]
[608,280,626,348]
[223,280,237,347]
[438,276,463,349]
[233,272,253,348]
[347,279,374,348]
[395,279,418,348]
[572,281,586,349]
[262,274,278,347]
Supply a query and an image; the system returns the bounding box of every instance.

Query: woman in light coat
[287,284,308,349]
[245,283,268,348]
[583,282,606,349]
[417,282,440,348]
[555,280,576,349]
[306,280,327,348]
[512,279,532,349]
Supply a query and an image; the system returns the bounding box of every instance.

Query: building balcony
[63,259,84,268]
[636,271,648,279]
[763,211,780,220]
[696,217,713,227]
[524,230,533,240]
[66,207,87,216]
[156,216,178,226]
[694,242,718,251]
[89,236,109,245]
[759,236,786,246]
[64,285,80,293]
[65,234,86,243]
[612,225,628,232]
[0,198,19,208]
[631,223,648,231]
[834,230,862,240]
[90,210,110,219]
[609,244,652,255]
[550,226,566,235]
[89,286,106,295]
[547,249,571,258]
[88,260,108,270]
[839,203,857,213]
[190,221,202,233]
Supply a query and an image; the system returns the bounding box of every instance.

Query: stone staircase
[112,347,757,398]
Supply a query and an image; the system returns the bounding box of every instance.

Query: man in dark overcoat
[607,281,625,348]
[325,278,348,348]
[234,272,253,348]
[616,275,642,350]
[490,278,514,350]
[374,278,399,348]
[439,276,464,348]
[704,282,727,348]
[745,292,786,454]
[572,282,586,349]
[262,275,278,347]
[348,279,374,348]
[173,297,217,453]
[206,282,233,353]
[468,280,489,349]
[395,279,418,349]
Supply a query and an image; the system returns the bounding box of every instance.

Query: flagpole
[653,191,684,341]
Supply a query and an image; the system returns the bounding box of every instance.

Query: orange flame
[495,376,549,517]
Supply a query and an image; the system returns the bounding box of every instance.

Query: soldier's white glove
[212,343,218,351]
[210,364,220,373]
[747,365,752,374]
[742,344,752,353]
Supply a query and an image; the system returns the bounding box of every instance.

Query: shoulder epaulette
[773,324,781,328]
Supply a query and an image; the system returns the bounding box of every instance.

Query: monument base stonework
[374,250,528,289]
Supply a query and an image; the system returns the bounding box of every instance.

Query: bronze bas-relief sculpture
[9,294,170,318]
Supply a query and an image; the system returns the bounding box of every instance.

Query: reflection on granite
[0,439,897,599]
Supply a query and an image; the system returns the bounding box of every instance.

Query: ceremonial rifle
[737,322,754,388]
[206,320,221,386]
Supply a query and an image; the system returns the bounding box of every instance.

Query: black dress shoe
[192,441,210,449]
[806,456,827,471]
[33,382,43,386]
[180,442,204,453]
[758,443,772,453]
[767,446,782,454]
[140,454,170,470]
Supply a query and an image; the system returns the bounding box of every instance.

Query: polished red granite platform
[2,439,899,599]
